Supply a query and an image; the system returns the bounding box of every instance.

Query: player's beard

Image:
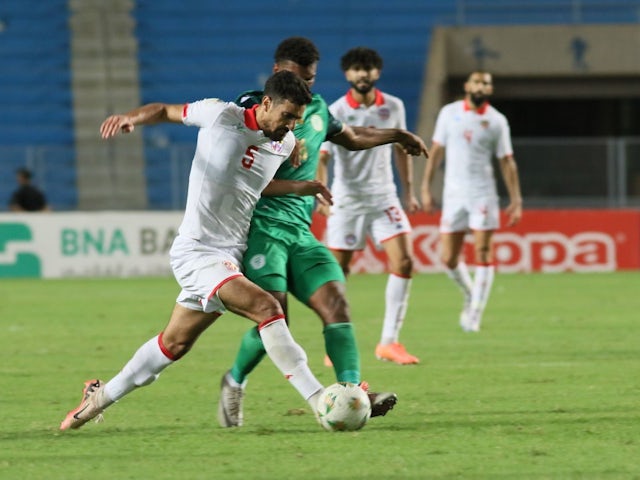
[349,79,375,95]
[267,128,288,142]
[469,92,489,107]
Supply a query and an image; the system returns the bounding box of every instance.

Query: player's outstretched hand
[294,180,333,206]
[506,201,523,227]
[100,115,135,139]
[405,192,420,214]
[397,131,429,158]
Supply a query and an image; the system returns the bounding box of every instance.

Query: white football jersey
[179,99,295,250]
[323,89,406,212]
[433,100,513,199]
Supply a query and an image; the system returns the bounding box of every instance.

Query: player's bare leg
[322,250,353,367]
[219,277,324,410]
[219,289,289,427]
[375,234,419,365]
[309,280,398,418]
[61,306,219,430]
[331,248,354,278]
[309,279,354,372]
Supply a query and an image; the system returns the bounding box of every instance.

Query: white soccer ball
[316,382,371,432]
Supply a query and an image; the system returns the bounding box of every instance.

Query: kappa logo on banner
[411,228,617,273]
[0,223,42,278]
[493,231,616,273]
[414,229,617,273]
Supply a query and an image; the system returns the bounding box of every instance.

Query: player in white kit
[60,71,332,430]
[421,71,522,332]
[318,47,420,364]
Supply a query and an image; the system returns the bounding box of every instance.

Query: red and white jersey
[180,99,295,250]
[322,89,405,212]
[433,99,513,199]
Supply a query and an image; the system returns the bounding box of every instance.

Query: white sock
[471,264,495,313]
[224,371,246,389]
[258,316,323,404]
[307,390,324,411]
[446,262,473,301]
[380,274,411,345]
[104,334,174,402]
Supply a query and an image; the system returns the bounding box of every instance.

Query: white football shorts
[327,200,412,250]
[439,195,500,233]
[169,235,244,313]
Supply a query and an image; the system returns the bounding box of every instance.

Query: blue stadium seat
[0,0,75,209]
[133,0,638,210]
[131,1,449,208]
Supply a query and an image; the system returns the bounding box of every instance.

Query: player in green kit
[218,37,429,428]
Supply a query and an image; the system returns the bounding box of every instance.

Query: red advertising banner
[310,209,640,273]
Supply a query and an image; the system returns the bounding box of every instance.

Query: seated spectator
[9,168,50,212]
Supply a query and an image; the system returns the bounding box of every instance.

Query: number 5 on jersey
[242,146,258,169]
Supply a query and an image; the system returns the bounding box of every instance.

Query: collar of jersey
[346,89,385,109]
[464,98,489,115]
[244,104,260,130]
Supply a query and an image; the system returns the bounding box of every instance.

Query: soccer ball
[316,382,371,432]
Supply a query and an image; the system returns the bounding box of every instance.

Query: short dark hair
[264,70,312,106]
[274,37,320,67]
[340,47,383,72]
[17,167,32,180]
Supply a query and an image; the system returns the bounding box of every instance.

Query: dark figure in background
[9,168,50,212]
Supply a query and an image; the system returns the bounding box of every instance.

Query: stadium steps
[69,0,147,209]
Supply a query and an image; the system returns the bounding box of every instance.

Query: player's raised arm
[262,179,333,206]
[330,124,429,158]
[100,103,184,139]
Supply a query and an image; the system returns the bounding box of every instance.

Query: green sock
[230,326,267,384]
[323,322,360,384]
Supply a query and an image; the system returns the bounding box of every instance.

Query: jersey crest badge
[223,260,239,272]
[310,114,324,132]
[270,141,284,153]
[249,254,266,270]
[345,234,357,247]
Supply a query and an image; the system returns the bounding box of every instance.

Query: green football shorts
[243,217,345,304]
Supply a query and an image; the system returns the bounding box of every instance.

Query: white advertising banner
[0,212,182,278]
[2,209,638,279]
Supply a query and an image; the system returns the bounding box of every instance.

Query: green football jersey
[235,90,342,226]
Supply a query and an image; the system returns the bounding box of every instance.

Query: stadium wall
[1,209,638,278]
[417,24,640,145]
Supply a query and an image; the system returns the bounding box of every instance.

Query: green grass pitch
[1,272,639,479]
